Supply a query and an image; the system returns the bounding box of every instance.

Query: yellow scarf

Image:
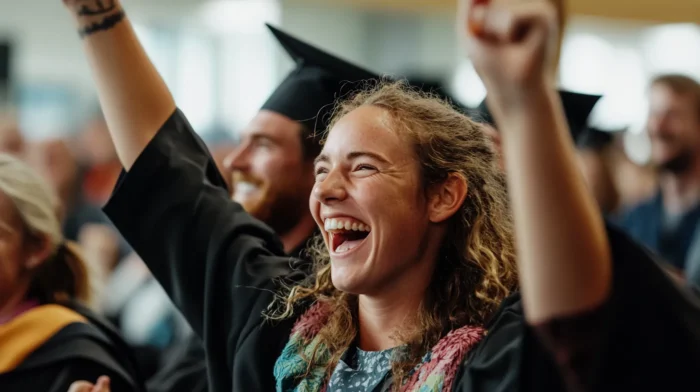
[0,304,86,373]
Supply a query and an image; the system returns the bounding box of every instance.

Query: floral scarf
[273,302,485,392]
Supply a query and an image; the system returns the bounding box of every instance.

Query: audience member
[619,74,700,278]
[0,153,144,391]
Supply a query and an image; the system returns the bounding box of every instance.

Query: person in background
[76,112,122,206]
[220,24,376,255]
[0,153,144,392]
[477,91,618,212]
[609,144,658,212]
[65,111,168,377]
[146,25,381,392]
[24,139,122,287]
[24,131,152,376]
[25,140,80,224]
[619,74,700,278]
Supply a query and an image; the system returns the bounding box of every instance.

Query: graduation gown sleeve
[455,223,700,391]
[6,323,142,392]
[103,109,305,392]
[146,334,207,392]
[0,303,145,392]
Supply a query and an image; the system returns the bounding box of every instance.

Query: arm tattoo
[79,9,125,38]
[73,0,118,16]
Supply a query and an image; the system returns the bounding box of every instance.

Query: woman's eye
[354,164,377,172]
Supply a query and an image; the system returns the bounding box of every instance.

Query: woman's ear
[428,173,468,223]
[24,234,54,270]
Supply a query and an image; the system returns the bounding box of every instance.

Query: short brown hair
[651,74,700,119]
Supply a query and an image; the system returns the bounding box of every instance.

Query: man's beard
[657,149,694,175]
[232,173,307,235]
[253,191,308,235]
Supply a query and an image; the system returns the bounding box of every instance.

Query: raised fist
[459,0,561,104]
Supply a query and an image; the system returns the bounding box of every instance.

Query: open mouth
[324,218,371,254]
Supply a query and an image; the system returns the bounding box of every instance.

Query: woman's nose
[313,169,348,204]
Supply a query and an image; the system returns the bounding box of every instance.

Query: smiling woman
[272,81,517,384]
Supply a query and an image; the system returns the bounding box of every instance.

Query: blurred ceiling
[289,0,700,24]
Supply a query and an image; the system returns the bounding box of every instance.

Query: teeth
[235,182,258,194]
[324,218,370,232]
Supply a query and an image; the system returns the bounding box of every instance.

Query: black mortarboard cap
[473,90,602,142]
[261,24,380,131]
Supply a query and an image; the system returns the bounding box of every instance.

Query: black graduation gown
[104,109,700,392]
[0,301,146,392]
[147,334,207,392]
[146,239,314,392]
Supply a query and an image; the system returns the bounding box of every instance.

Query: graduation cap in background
[261,24,380,131]
[473,90,603,144]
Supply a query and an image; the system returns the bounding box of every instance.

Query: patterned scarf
[274,302,485,392]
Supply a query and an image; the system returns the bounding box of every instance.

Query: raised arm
[63,0,174,169]
[62,3,301,390]
[456,4,700,391]
[461,0,611,324]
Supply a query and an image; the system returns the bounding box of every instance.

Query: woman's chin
[330,267,366,295]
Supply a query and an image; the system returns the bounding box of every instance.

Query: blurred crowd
[0,107,238,378]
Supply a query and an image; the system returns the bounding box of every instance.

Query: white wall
[279,3,376,75]
[0,0,90,91]
[280,3,459,79]
[0,0,201,92]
